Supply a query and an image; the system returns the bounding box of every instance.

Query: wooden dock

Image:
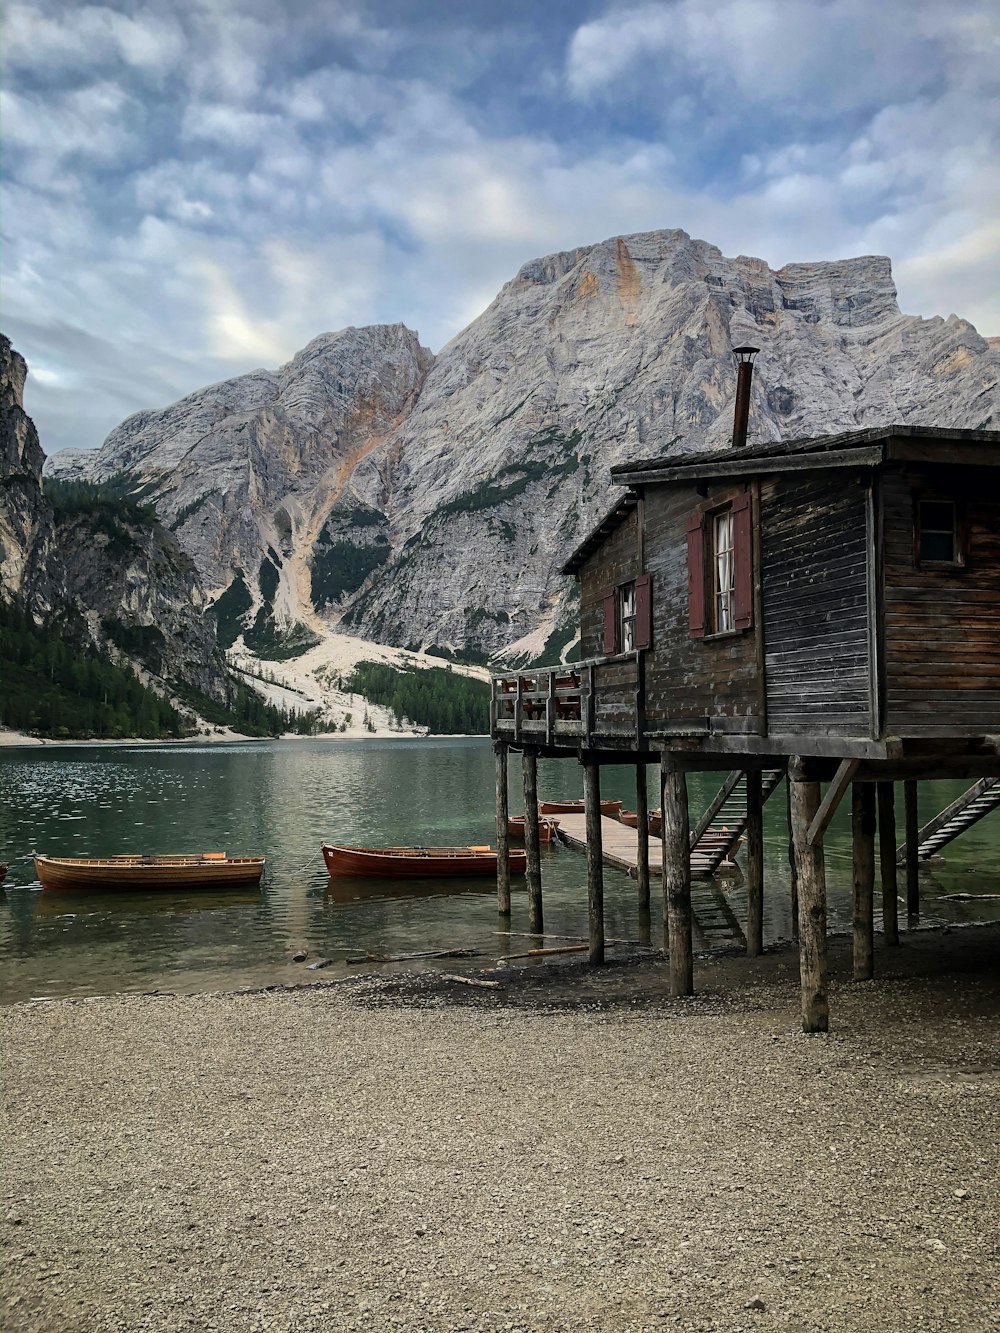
[553,814,737,879]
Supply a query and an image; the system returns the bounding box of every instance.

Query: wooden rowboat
[617,810,662,835]
[322,844,526,878]
[34,853,265,891]
[507,816,560,844]
[539,798,623,816]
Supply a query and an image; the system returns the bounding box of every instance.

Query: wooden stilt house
[491,359,1000,1030]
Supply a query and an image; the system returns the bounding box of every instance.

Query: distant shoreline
[0,728,488,749]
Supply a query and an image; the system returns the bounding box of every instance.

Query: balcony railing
[491,653,646,748]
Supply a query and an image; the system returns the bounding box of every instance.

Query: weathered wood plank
[789,758,829,1032]
[877,782,900,945]
[584,760,605,965]
[495,743,511,916]
[661,757,693,996]
[852,783,876,980]
[522,750,543,934]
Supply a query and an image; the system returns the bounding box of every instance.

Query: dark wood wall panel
[579,510,638,659]
[761,473,871,735]
[883,466,1000,736]
[641,484,760,726]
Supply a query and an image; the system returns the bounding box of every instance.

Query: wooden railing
[491,653,645,747]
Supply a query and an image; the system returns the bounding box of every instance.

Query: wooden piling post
[522,749,543,934]
[495,742,511,916]
[877,781,900,946]
[635,762,650,911]
[583,758,605,964]
[661,755,693,996]
[745,767,764,957]
[904,779,920,921]
[851,783,876,981]
[789,756,829,1033]
[786,777,799,938]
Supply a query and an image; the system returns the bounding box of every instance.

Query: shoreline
[3,925,997,1333]
[0,728,489,749]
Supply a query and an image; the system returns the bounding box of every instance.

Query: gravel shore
[3,928,999,1333]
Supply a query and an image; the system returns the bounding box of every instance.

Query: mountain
[45,228,1000,666]
[1,335,228,708]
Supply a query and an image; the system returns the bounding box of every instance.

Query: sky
[3,0,999,457]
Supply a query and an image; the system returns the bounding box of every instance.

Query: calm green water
[1,738,998,1003]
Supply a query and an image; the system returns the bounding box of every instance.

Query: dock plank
[554,814,724,879]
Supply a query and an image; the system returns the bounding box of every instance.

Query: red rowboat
[539,798,623,816]
[507,815,560,844]
[322,844,526,878]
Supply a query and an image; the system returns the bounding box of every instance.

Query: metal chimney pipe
[731,345,759,449]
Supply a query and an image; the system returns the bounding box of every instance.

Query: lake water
[2,738,999,1004]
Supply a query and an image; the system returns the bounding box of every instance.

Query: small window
[917,500,959,564]
[711,509,735,633]
[687,492,753,638]
[618,581,636,652]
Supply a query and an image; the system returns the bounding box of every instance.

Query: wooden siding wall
[642,485,760,728]
[760,472,872,736]
[882,465,1000,736]
[579,509,639,659]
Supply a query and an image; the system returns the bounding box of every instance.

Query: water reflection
[34,887,262,919]
[1,739,999,1003]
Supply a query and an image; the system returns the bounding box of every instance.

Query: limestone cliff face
[0,336,53,604]
[45,229,1000,664]
[343,231,1000,657]
[0,336,226,700]
[48,324,433,653]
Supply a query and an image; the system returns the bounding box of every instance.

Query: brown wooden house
[491,421,1000,1031]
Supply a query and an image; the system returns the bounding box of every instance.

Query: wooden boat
[507,815,560,844]
[322,844,526,878]
[33,853,265,891]
[617,810,662,835]
[539,798,623,816]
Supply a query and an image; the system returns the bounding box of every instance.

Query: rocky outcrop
[1,336,227,700]
[45,229,1000,664]
[0,336,54,604]
[48,324,433,655]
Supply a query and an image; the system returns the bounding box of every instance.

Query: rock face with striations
[1,335,227,701]
[46,229,1000,663]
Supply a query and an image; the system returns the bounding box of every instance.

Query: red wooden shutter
[732,492,753,631]
[634,573,652,649]
[686,514,706,638]
[602,591,617,655]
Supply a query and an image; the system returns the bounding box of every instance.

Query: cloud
[2,0,998,460]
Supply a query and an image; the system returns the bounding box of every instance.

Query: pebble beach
[3,928,998,1333]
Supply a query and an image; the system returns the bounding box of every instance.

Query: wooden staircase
[895,777,1000,862]
[690,767,786,874]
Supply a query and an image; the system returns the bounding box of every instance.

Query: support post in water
[583,757,605,964]
[635,761,650,911]
[661,754,693,996]
[522,748,543,934]
[789,755,829,1033]
[852,783,876,981]
[786,777,799,938]
[904,779,920,922]
[495,742,510,916]
[877,781,900,946]
[745,767,764,957]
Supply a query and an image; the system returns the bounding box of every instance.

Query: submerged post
[635,762,650,910]
[852,783,876,981]
[877,781,900,946]
[522,749,543,934]
[661,754,693,996]
[786,777,799,938]
[904,780,920,921]
[745,767,764,957]
[495,742,511,916]
[789,756,829,1033]
[583,758,605,964]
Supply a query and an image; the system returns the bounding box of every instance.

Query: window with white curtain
[712,508,735,633]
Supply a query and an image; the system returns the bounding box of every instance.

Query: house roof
[611,424,1000,487]
[559,491,638,576]
[561,424,1000,576]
